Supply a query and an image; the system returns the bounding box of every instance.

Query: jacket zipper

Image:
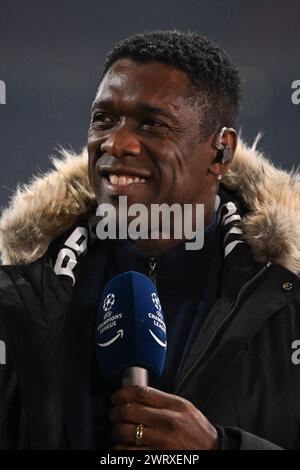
[176,261,272,392]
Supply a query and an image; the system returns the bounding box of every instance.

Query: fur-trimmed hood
[0,139,299,275]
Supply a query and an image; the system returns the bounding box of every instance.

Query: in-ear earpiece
[214,127,233,164]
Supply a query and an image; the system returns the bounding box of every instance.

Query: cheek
[150,151,189,203]
[87,135,102,183]
[170,147,205,187]
[87,148,94,181]
[87,155,102,201]
[87,154,96,187]
[167,147,211,202]
[182,144,212,181]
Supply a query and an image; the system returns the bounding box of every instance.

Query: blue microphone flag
[95,271,167,379]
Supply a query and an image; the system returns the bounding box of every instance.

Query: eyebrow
[91,99,176,120]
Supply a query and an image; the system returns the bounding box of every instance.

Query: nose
[100,127,141,158]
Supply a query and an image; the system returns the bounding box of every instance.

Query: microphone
[95,271,167,387]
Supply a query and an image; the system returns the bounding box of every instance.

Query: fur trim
[0,140,299,275]
[0,148,96,265]
[223,138,300,275]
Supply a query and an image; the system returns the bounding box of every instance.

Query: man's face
[88,59,219,234]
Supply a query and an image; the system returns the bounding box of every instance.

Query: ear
[209,128,237,177]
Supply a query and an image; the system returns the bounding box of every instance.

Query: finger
[111,422,135,445]
[110,402,176,429]
[112,386,187,410]
[111,422,167,448]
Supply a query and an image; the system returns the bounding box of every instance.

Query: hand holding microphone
[110,385,219,450]
[95,271,167,387]
[95,271,219,450]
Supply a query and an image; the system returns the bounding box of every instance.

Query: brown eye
[142,119,165,130]
[92,113,114,126]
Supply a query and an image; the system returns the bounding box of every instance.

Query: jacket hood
[0,139,299,275]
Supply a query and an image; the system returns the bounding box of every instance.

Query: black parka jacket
[0,140,299,449]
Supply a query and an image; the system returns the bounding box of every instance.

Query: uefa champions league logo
[148,293,166,349]
[103,293,115,312]
[151,292,161,312]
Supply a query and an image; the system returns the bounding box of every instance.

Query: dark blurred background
[0,0,299,209]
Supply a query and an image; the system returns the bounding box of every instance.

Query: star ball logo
[103,293,115,312]
[151,292,162,312]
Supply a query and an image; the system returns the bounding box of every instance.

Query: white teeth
[118,176,127,185]
[109,174,118,185]
[108,174,146,185]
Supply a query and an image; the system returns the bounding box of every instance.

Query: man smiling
[88,45,237,254]
[0,31,300,450]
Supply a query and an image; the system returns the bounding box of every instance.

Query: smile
[102,173,149,196]
[107,174,146,186]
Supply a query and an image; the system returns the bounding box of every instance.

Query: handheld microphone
[95,271,167,387]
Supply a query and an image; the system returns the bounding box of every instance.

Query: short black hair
[103,31,241,141]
